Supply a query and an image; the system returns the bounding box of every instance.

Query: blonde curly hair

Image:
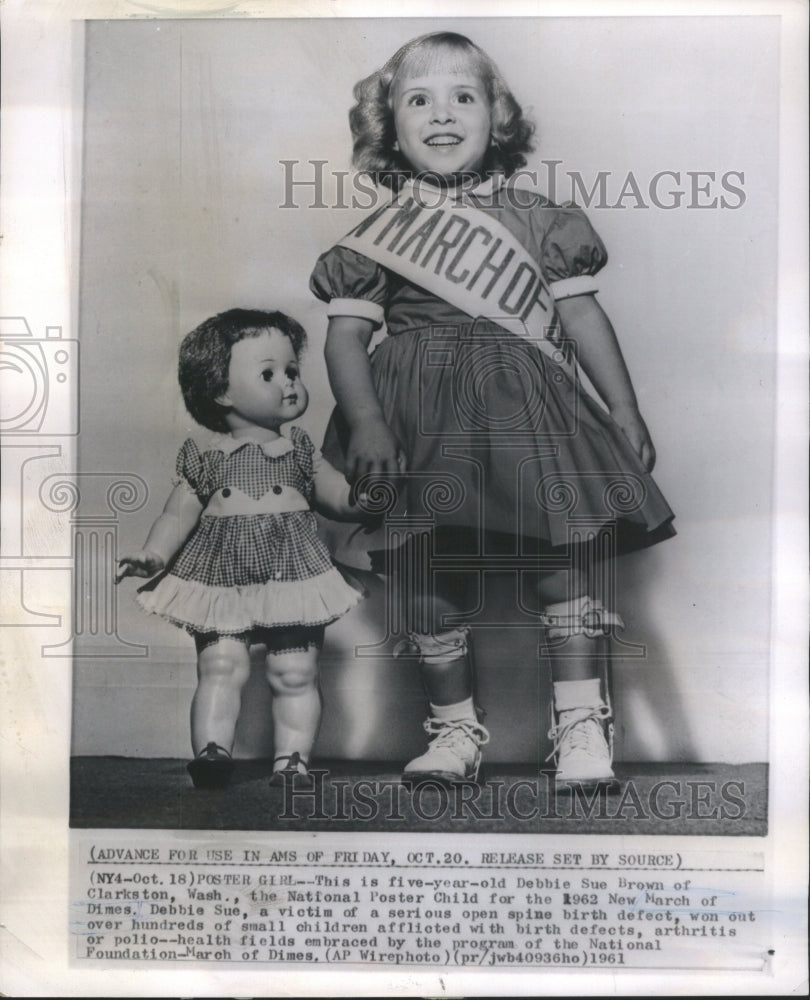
[350,32,535,188]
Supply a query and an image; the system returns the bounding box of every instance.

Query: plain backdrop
[73,15,778,763]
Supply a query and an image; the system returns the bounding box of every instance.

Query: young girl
[117,308,363,788]
[310,32,675,789]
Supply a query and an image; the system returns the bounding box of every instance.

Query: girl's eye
[457,91,475,104]
[408,94,428,106]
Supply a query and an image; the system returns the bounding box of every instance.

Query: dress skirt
[320,323,675,571]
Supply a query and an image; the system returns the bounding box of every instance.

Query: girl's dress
[310,180,675,570]
[136,426,362,634]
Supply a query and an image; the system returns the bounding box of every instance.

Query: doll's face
[392,70,492,181]
[217,328,308,433]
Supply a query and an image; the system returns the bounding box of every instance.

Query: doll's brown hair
[179,309,307,433]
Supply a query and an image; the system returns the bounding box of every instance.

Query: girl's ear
[393,139,399,152]
[215,391,232,407]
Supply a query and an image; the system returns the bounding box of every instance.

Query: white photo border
[0,1,807,996]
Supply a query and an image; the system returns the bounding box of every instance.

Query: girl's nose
[431,104,455,124]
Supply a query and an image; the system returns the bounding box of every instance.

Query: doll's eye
[262,369,274,381]
[285,365,299,381]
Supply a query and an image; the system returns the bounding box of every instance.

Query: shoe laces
[423,717,490,753]
[545,706,612,764]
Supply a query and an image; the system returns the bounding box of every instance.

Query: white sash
[337,188,567,364]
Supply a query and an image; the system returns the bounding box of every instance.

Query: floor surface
[71,758,767,835]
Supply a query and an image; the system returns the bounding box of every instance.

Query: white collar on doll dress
[210,433,295,458]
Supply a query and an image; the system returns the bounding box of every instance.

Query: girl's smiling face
[217,328,308,436]
[392,71,492,181]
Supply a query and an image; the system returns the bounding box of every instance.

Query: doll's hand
[610,403,656,472]
[346,418,406,487]
[116,550,166,583]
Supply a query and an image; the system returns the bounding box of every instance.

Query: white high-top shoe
[548,705,614,784]
[402,717,490,785]
[547,679,615,787]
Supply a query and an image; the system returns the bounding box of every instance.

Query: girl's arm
[116,483,203,581]
[324,316,405,486]
[555,294,656,471]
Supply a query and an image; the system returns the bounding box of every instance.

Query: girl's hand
[346,418,406,487]
[610,403,657,472]
[116,550,166,583]
[556,296,657,472]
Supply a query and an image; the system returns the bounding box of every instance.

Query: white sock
[553,678,604,712]
[430,697,476,722]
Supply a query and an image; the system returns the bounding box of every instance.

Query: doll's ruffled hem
[136,567,362,634]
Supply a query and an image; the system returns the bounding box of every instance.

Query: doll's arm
[312,455,361,521]
[116,483,203,582]
[555,294,656,471]
[324,316,406,486]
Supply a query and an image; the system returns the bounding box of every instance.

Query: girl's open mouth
[425,135,463,146]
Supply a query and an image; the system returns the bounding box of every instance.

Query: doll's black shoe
[187,742,235,789]
[268,751,311,788]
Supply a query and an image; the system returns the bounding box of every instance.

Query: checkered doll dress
[136,426,362,635]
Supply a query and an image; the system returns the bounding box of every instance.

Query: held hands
[610,403,656,472]
[346,418,406,487]
[116,550,167,583]
[346,419,407,517]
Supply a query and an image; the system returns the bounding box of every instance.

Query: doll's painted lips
[283,394,298,404]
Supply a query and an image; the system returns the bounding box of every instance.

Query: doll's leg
[187,633,251,788]
[263,627,322,780]
[399,572,489,785]
[191,633,252,753]
[539,569,622,787]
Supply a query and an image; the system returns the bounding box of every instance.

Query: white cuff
[552,678,604,711]
[550,275,599,301]
[326,297,385,329]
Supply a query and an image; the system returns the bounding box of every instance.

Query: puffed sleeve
[539,204,608,302]
[173,438,205,499]
[310,244,390,329]
[289,426,314,474]
[288,425,316,503]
